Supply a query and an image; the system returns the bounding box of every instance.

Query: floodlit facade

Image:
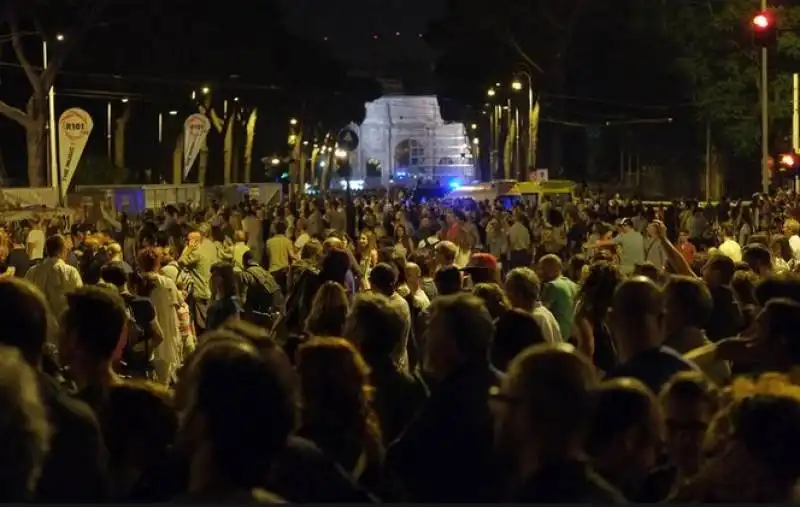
[346,96,476,188]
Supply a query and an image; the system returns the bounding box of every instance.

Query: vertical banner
[58,107,94,195]
[183,113,211,178]
[529,101,541,170]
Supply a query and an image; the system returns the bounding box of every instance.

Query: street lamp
[472,138,479,145]
[201,86,210,95]
[43,34,65,196]
[513,70,535,178]
[168,110,178,116]
[271,158,280,166]
[289,118,298,126]
[334,149,347,159]
[470,123,478,130]
[511,80,523,91]
[487,88,496,97]
[121,97,129,103]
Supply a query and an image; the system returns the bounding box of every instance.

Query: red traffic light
[753,13,771,29]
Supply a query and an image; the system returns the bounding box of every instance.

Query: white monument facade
[347,96,476,188]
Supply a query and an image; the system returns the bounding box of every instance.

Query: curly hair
[575,261,623,325]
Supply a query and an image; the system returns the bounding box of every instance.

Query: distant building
[340,95,475,189]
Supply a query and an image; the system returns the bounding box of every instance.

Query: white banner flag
[183,113,211,177]
[58,107,94,194]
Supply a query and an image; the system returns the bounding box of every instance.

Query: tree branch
[7,2,42,98]
[502,31,545,74]
[42,0,110,91]
[0,99,30,127]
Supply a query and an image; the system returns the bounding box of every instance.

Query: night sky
[278,0,443,70]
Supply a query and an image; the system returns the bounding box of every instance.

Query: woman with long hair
[355,231,378,291]
[305,281,350,336]
[572,261,623,375]
[296,337,387,495]
[393,224,415,259]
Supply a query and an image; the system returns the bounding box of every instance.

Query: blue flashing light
[448,179,462,189]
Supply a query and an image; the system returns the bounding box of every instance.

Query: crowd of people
[0,188,800,502]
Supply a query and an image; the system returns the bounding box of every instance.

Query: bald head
[538,254,563,282]
[612,276,664,316]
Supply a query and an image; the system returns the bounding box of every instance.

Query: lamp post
[512,70,534,180]
[43,36,62,194]
[487,88,499,179]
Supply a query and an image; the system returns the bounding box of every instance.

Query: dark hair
[44,235,66,258]
[346,294,406,364]
[368,263,398,295]
[434,266,462,296]
[586,379,659,456]
[100,262,128,288]
[211,262,238,297]
[64,287,127,360]
[137,247,160,273]
[274,220,288,235]
[0,279,50,365]
[664,276,713,328]
[492,308,545,371]
[320,248,350,287]
[755,274,800,306]
[186,339,296,489]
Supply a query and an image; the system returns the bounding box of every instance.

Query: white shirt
[718,238,743,263]
[25,257,82,327]
[144,273,182,384]
[531,303,563,344]
[790,235,800,262]
[26,229,45,260]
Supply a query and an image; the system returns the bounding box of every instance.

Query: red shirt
[679,241,696,264]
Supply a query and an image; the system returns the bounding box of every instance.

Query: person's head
[137,247,161,274]
[295,337,380,444]
[434,265,462,296]
[659,371,720,476]
[322,237,343,257]
[752,298,800,371]
[404,262,422,291]
[101,382,177,498]
[0,345,51,501]
[492,308,546,372]
[358,231,373,250]
[633,261,662,284]
[368,263,397,297]
[492,344,597,472]
[44,234,68,260]
[663,276,713,334]
[505,267,541,311]
[536,254,562,284]
[731,269,760,309]
[301,239,323,264]
[424,293,494,381]
[586,378,664,492]
[60,286,127,372]
[176,335,296,493]
[0,278,53,367]
[783,218,800,237]
[609,276,666,362]
[305,281,349,337]
[434,240,457,267]
[345,293,406,367]
[473,282,511,320]
[394,223,407,240]
[678,229,690,244]
[693,374,800,502]
[100,262,129,291]
[702,254,736,287]
[274,220,287,236]
[743,244,773,277]
[320,248,350,286]
[566,254,587,284]
[465,253,500,285]
[619,217,634,233]
[233,230,246,244]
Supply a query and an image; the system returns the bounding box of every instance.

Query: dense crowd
[1,189,800,502]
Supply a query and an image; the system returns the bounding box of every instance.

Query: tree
[650,0,800,156]
[0,0,108,186]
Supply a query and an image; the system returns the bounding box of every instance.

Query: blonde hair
[305,281,350,336]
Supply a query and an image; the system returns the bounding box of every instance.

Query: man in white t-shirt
[26,219,46,261]
[784,218,800,262]
[504,267,563,344]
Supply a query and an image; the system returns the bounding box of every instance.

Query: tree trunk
[244,108,257,183]
[26,115,46,187]
[223,118,234,185]
[113,106,131,168]
[172,131,183,184]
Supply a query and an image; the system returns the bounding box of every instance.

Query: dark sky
[278,0,443,69]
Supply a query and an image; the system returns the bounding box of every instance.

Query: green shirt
[542,276,579,340]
